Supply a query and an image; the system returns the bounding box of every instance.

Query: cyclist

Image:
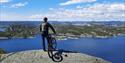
[40,17,56,51]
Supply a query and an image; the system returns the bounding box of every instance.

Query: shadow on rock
[50,49,78,62]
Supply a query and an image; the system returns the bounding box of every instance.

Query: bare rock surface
[0,50,111,63]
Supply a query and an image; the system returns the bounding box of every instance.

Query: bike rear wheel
[52,53,63,62]
[48,49,53,58]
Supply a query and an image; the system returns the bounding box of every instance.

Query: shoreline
[56,34,125,40]
[0,36,34,40]
[0,34,125,40]
[0,37,8,40]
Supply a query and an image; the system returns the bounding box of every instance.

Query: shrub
[0,48,6,59]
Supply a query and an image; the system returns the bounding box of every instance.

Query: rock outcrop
[0,50,111,63]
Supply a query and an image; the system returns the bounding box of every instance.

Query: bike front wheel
[51,38,57,50]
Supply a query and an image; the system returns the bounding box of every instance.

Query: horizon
[0,21,125,22]
[0,0,125,21]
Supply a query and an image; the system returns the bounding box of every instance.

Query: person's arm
[48,23,56,34]
[40,24,42,32]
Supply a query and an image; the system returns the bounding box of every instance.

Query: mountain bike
[47,34,57,58]
[47,34,63,62]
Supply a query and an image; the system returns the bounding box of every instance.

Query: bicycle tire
[52,53,63,62]
[48,50,53,58]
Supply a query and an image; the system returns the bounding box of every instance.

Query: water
[0,21,125,63]
[0,35,125,63]
[57,36,125,63]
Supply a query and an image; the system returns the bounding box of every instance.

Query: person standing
[40,17,56,51]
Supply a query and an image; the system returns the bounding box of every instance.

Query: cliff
[0,50,111,63]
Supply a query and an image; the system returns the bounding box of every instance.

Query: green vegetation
[0,48,6,59]
[0,48,6,54]
[53,24,125,38]
[0,24,37,39]
[0,23,125,39]
[0,32,10,37]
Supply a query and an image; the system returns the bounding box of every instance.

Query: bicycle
[47,34,63,62]
[47,34,57,58]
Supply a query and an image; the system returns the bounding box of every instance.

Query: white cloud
[1,3,125,21]
[0,0,10,3]
[30,14,43,19]
[0,11,31,21]
[30,3,125,21]
[60,0,96,6]
[11,2,28,8]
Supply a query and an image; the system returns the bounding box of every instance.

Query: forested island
[0,24,37,39]
[0,21,125,40]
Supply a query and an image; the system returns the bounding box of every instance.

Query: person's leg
[46,36,53,51]
[42,34,46,51]
[46,36,50,45]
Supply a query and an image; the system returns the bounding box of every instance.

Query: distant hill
[0,21,125,39]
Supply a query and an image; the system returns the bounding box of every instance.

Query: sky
[0,0,125,21]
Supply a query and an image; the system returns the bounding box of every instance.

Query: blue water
[0,35,125,63]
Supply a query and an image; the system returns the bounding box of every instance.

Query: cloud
[0,0,10,3]
[1,2,125,21]
[11,2,28,8]
[30,3,125,21]
[0,11,31,21]
[60,0,96,6]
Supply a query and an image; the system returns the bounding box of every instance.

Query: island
[0,21,125,40]
[0,24,37,39]
[53,23,125,39]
